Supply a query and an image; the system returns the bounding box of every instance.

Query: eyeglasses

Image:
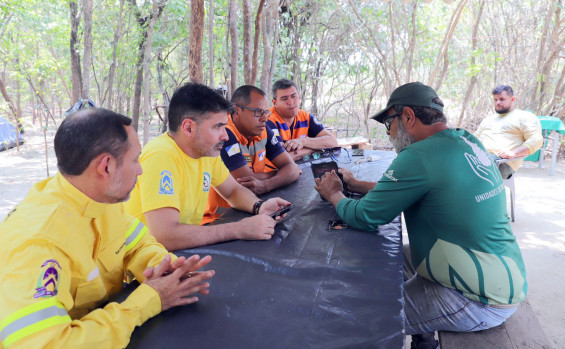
[236,105,272,118]
[383,112,402,131]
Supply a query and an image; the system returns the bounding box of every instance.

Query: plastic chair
[495,157,525,222]
[503,176,515,222]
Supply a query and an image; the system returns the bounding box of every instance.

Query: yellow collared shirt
[0,173,171,348]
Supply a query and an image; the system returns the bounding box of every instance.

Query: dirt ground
[1,123,563,348]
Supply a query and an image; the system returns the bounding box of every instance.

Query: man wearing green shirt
[315,82,526,349]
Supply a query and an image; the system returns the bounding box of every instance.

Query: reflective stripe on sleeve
[125,219,148,252]
[0,297,71,347]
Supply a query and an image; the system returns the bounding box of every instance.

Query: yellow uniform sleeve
[0,240,162,348]
[211,156,230,188]
[136,150,182,216]
[120,211,177,282]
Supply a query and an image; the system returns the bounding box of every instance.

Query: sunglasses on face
[383,112,402,131]
[236,105,272,118]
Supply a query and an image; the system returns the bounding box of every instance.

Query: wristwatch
[253,200,264,215]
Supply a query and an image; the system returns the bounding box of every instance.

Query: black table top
[125,150,404,349]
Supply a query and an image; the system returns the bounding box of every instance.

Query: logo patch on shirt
[258,150,266,161]
[299,135,307,138]
[34,259,62,298]
[203,172,211,192]
[244,154,252,163]
[460,136,500,187]
[383,170,398,181]
[272,128,280,137]
[226,143,241,157]
[159,170,174,195]
[271,135,278,145]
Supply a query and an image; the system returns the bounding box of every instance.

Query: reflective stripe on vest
[125,219,147,252]
[268,109,311,142]
[0,297,70,347]
[238,138,267,157]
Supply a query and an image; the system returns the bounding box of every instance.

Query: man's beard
[495,107,511,114]
[389,120,415,153]
[105,172,133,203]
[194,132,225,157]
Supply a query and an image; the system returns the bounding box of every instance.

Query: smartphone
[310,161,349,194]
[352,148,364,156]
[311,161,339,179]
[270,204,292,219]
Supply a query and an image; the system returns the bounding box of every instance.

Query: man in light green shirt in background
[475,85,543,179]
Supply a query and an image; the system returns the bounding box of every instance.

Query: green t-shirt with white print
[337,128,526,305]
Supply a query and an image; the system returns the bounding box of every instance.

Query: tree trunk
[208,0,214,87]
[81,0,93,99]
[344,0,392,94]
[531,1,556,106]
[189,0,204,83]
[25,77,57,128]
[251,0,265,85]
[290,15,301,85]
[242,0,252,84]
[69,0,82,104]
[228,0,239,94]
[406,1,417,82]
[364,70,380,143]
[36,106,49,177]
[536,1,563,113]
[106,0,125,109]
[132,48,145,131]
[47,47,72,102]
[128,0,165,131]
[457,0,484,128]
[310,60,321,116]
[132,43,146,131]
[0,13,13,40]
[142,0,162,145]
[157,51,170,133]
[259,0,273,92]
[427,0,469,90]
[544,58,565,116]
[268,0,279,92]
[387,2,401,85]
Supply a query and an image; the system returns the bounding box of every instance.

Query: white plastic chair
[495,157,525,222]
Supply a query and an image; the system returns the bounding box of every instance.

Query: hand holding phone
[311,161,349,194]
[270,204,292,219]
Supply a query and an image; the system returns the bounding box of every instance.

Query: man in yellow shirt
[125,83,290,251]
[0,108,215,348]
[475,85,543,179]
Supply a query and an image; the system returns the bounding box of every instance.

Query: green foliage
[0,0,563,135]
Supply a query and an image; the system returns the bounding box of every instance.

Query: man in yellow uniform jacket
[0,108,215,348]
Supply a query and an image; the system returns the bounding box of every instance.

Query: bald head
[55,108,133,175]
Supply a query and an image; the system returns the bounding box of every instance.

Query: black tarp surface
[124,150,404,349]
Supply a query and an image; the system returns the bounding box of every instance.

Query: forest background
[1,1,565,347]
[1,0,565,150]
